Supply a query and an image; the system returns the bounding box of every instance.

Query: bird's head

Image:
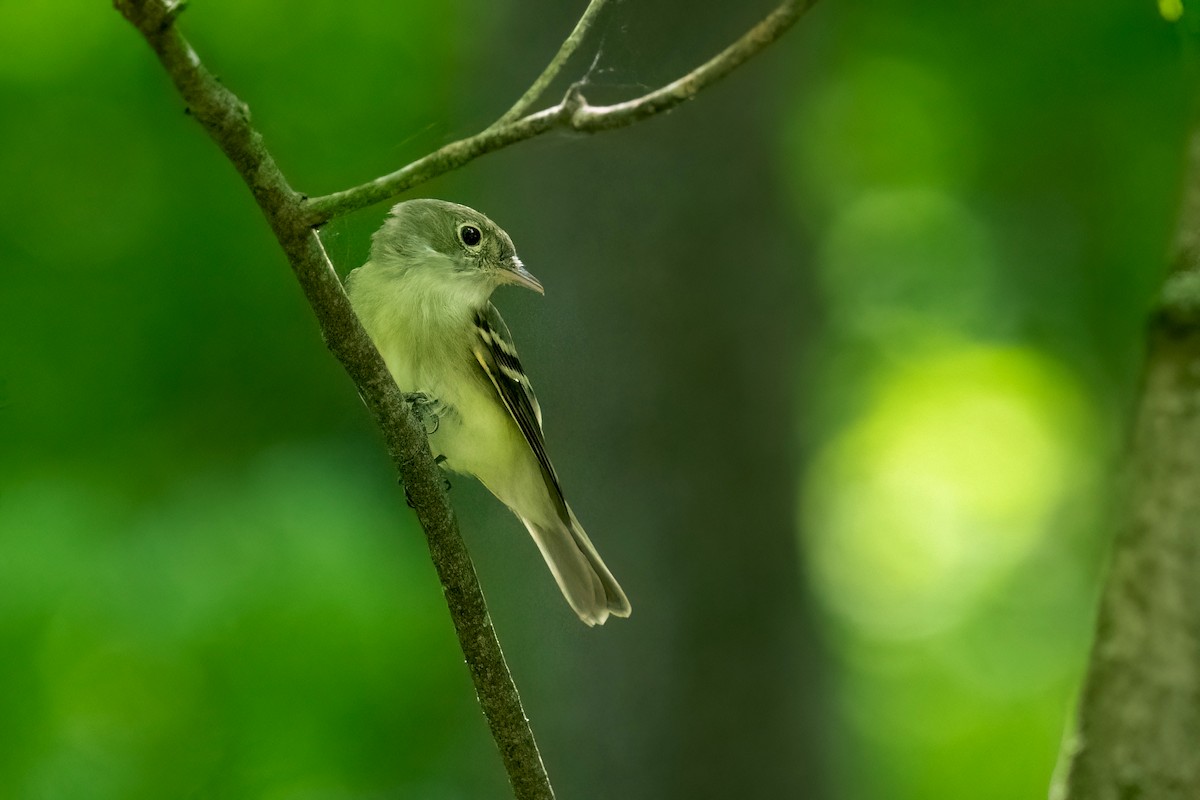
[369,199,543,299]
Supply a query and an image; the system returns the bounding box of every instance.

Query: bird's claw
[399,457,451,509]
[404,391,446,436]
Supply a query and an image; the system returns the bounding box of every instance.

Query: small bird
[347,199,631,626]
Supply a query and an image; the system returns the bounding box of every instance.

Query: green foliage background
[0,0,1191,798]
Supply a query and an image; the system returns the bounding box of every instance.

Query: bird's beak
[498,255,544,295]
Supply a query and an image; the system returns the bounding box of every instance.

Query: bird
[346,199,631,626]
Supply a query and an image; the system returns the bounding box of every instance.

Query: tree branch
[304,0,819,226]
[113,0,812,796]
[112,2,552,798]
[489,0,609,129]
[1057,125,1200,800]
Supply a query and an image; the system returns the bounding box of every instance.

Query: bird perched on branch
[347,199,631,626]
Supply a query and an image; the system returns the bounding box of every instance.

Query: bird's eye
[459,225,482,247]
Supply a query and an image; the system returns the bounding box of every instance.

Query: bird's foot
[404,391,448,436]
[399,459,451,509]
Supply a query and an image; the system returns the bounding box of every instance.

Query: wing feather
[472,304,570,524]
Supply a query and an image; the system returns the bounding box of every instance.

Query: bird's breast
[349,272,528,487]
[372,323,519,481]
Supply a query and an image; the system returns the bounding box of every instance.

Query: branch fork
[113,0,816,797]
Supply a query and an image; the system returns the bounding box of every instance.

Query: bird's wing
[471,303,570,524]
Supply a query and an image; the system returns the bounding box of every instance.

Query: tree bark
[1060,127,1200,800]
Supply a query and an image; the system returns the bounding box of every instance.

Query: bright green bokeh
[818,188,997,346]
[806,343,1093,640]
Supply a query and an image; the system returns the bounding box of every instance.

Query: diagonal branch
[489,0,610,129]
[112,1,553,798]
[113,0,812,797]
[304,0,819,226]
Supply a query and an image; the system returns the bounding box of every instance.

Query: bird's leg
[400,453,452,508]
[399,393,453,507]
[432,454,451,491]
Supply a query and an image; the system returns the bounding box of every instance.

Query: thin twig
[304,0,818,225]
[490,0,609,129]
[112,1,553,798]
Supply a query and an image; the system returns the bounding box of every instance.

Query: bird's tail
[522,509,631,626]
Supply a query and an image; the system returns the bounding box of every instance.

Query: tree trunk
[1060,127,1200,800]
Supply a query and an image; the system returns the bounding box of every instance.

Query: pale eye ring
[459,224,482,248]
